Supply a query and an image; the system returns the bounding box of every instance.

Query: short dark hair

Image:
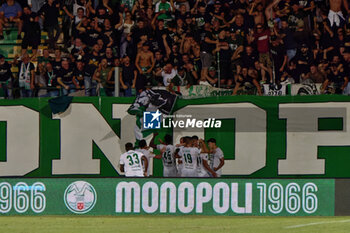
[207,138,216,144]
[125,142,133,151]
[183,136,192,144]
[164,134,172,144]
[139,140,147,148]
[192,135,199,140]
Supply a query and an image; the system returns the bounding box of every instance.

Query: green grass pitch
[0,216,350,233]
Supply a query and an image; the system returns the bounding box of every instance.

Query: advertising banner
[0,179,334,216]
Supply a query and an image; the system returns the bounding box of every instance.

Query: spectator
[296,43,314,78]
[270,36,288,83]
[156,62,177,87]
[322,62,348,94]
[93,58,111,95]
[232,66,262,96]
[0,54,12,98]
[302,64,326,84]
[44,62,59,97]
[278,19,298,61]
[20,5,40,58]
[15,53,35,98]
[155,0,173,21]
[135,42,155,87]
[0,0,22,40]
[250,23,273,81]
[39,0,60,49]
[119,55,136,97]
[57,59,76,96]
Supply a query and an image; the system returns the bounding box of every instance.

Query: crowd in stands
[0,0,350,98]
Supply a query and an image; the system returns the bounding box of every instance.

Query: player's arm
[174,148,181,158]
[120,164,125,173]
[203,158,217,178]
[199,139,209,153]
[214,157,225,172]
[141,155,148,176]
[154,147,166,159]
[119,155,125,173]
[149,132,159,149]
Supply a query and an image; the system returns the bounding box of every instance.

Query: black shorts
[21,34,40,50]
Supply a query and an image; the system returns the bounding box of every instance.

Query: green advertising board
[0,179,334,216]
[0,96,350,178]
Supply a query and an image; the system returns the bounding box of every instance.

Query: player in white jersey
[190,136,217,177]
[207,138,225,177]
[135,140,155,177]
[120,143,148,177]
[150,133,177,177]
[175,137,186,177]
[178,137,207,177]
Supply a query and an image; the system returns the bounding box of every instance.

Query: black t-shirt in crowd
[201,30,216,53]
[39,1,60,27]
[21,12,40,36]
[58,66,74,85]
[242,51,258,68]
[85,53,101,68]
[51,59,62,72]
[0,62,12,82]
[121,64,135,84]
[270,44,286,68]
[85,29,100,46]
[73,68,85,86]
[218,39,232,61]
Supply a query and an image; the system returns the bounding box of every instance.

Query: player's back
[120,150,144,177]
[135,148,154,176]
[180,147,199,177]
[157,144,177,177]
[197,153,210,177]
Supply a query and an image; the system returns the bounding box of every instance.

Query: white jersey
[209,147,224,177]
[120,150,144,177]
[176,145,184,177]
[157,144,177,177]
[197,153,210,177]
[136,148,154,177]
[180,147,200,177]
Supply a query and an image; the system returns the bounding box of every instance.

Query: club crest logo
[64,181,97,214]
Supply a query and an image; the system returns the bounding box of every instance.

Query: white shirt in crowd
[162,69,177,86]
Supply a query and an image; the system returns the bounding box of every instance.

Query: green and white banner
[0,96,350,178]
[174,85,233,99]
[0,179,334,216]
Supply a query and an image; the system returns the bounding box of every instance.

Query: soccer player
[175,136,186,177]
[207,138,225,177]
[150,132,177,177]
[120,142,148,177]
[135,139,155,177]
[179,137,207,177]
[197,139,217,177]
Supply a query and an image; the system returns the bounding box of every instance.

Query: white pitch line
[285,219,350,229]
